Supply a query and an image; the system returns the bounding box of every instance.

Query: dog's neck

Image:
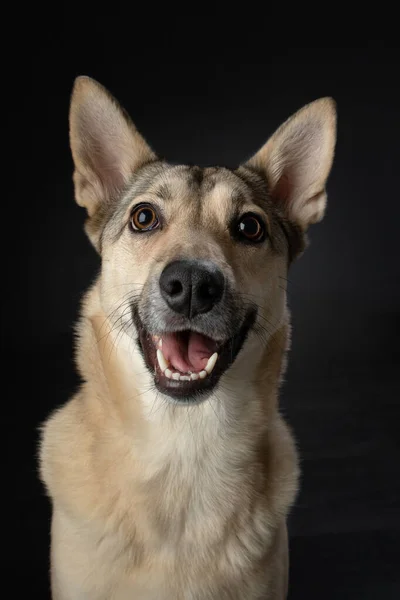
[76,283,289,473]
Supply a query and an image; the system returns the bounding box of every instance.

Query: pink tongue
[161,332,217,373]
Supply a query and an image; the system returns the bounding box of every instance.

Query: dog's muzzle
[133,259,257,403]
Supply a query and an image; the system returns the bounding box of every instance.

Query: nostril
[198,282,216,300]
[167,280,183,297]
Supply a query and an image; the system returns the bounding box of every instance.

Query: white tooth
[179,375,191,381]
[199,370,207,379]
[190,373,199,381]
[158,338,163,348]
[165,368,172,379]
[172,372,180,380]
[205,352,218,375]
[156,349,169,373]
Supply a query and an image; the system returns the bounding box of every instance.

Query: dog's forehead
[124,163,252,209]
[152,164,251,206]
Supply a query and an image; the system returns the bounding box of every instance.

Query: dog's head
[70,77,336,403]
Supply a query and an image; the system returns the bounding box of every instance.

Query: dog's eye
[130,204,160,232]
[237,213,266,243]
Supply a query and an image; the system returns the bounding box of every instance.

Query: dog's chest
[93,433,269,597]
[101,486,268,600]
[112,442,244,553]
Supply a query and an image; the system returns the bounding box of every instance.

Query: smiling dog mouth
[133,308,257,402]
[155,330,219,380]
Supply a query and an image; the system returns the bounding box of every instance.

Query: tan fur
[39,77,336,599]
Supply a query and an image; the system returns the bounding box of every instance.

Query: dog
[39,76,336,599]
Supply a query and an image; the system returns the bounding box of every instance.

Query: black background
[8,32,400,599]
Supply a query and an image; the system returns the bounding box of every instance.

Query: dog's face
[97,163,293,401]
[70,77,336,402]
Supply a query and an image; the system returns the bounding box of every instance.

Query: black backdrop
[7,36,400,599]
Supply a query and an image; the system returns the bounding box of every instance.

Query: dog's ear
[244,98,336,231]
[69,76,156,236]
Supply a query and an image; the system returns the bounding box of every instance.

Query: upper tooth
[156,349,169,373]
[205,352,218,375]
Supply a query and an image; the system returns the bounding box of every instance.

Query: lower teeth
[156,348,219,381]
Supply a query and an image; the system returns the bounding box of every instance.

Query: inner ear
[273,174,291,207]
[244,98,337,231]
[69,76,157,227]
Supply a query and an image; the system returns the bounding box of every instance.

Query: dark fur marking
[276,218,306,265]
[155,182,173,201]
[189,166,204,187]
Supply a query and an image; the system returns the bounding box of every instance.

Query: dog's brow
[230,188,247,206]
[154,183,173,201]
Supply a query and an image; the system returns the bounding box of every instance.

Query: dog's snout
[159,260,224,318]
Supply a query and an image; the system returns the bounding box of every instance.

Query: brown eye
[130,204,159,232]
[237,213,266,243]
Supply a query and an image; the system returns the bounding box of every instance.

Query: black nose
[159,260,224,318]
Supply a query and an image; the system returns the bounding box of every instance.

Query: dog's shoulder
[39,392,99,518]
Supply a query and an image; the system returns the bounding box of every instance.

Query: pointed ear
[244,98,337,231]
[69,76,156,222]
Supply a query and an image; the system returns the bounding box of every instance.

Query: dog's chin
[132,308,257,404]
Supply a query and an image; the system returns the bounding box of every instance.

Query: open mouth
[133,308,256,402]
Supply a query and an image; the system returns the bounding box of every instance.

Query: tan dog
[39,77,336,599]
